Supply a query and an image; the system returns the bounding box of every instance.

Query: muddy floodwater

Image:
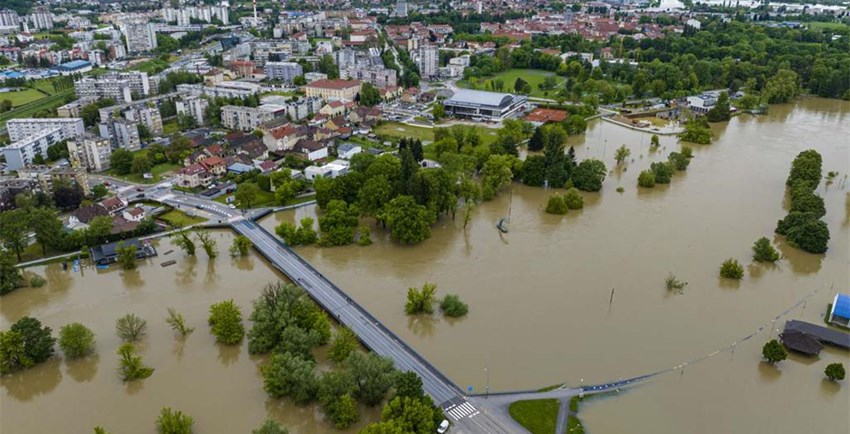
[2,98,849,433]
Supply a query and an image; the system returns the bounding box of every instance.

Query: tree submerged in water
[405,282,437,315]
[665,273,688,293]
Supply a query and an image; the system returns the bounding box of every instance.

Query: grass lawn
[508,399,559,434]
[567,415,586,434]
[131,58,170,74]
[214,188,277,207]
[2,88,47,106]
[0,89,75,128]
[107,149,181,184]
[459,68,565,98]
[163,120,180,135]
[375,122,500,146]
[808,22,850,31]
[158,209,208,227]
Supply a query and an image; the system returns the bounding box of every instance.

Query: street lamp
[484,368,490,399]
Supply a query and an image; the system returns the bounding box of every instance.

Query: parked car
[437,420,449,433]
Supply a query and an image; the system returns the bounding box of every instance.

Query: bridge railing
[235,221,463,399]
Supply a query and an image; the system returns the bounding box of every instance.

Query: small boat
[160,260,177,267]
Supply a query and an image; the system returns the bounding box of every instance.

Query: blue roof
[833,294,850,319]
[227,163,254,173]
[57,60,91,70]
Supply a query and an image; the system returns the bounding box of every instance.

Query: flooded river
[2,98,848,433]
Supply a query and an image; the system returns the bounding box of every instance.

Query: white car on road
[437,419,449,433]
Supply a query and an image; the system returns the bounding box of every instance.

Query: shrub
[545,195,568,215]
[681,145,693,159]
[825,363,845,381]
[752,237,780,262]
[58,323,95,359]
[405,282,437,315]
[786,219,829,254]
[719,258,744,279]
[761,339,787,364]
[668,152,689,171]
[563,188,584,210]
[665,273,687,292]
[208,300,245,344]
[786,149,822,188]
[329,327,359,364]
[252,419,289,434]
[117,343,154,381]
[165,308,194,337]
[440,294,469,317]
[650,161,673,184]
[637,170,656,188]
[29,275,47,288]
[116,314,147,342]
[156,407,194,434]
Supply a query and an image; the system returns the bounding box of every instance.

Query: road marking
[447,402,476,421]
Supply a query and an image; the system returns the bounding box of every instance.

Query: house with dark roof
[779,329,824,356]
[89,238,157,266]
[68,204,109,229]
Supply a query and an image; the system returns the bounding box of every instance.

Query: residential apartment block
[264,61,303,83]
[121,18,157,53]
[221,104,285,131]
[2,128,67,170]
[176,95,209,125]
[68,134,112,172]
[341,67,397,88]
[177,81,260,99]
[415,45,438,80]
[6,118,85,142]
[74,72,152,103]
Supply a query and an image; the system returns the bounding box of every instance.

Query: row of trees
[637,146,692,188]
[775,150,829,254]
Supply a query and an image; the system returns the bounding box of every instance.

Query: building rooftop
[832,294,850,319]
[308,79,362,90]
[446,89,517,108]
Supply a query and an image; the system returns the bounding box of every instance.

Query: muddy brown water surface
[2,98,849,433]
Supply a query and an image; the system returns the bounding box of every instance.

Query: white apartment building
[0,9,20,28]
[265,61,303,83]
[176,95,209,125]
[341,67,397,88]
[221,104,285,131]
[67,134,112,172]
[124,105,164,135]
[27,6,53,30]
[7,118,85,142]
[2,128,65,170]
[112,118,141,151]
[416,45,438,80]
[176,82,260,99]
[121,18,157,53]
[75,76,132,103]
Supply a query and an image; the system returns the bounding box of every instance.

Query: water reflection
[757,361,782,382]
[205,259,220,286]
[120,269,145,288]
[1,359,62,401]
[407,315,437,338]
[66,354,99,383]
[217,343,241,366]
[175,255,198,285]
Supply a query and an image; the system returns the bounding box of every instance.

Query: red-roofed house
[320,100,347,116]
[262,124,304,152]
[200,155,227,176]
[178,164,212,188]
[525,108,569,124]
[100,196,127,215]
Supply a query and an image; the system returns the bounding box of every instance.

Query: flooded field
[2,98,848,433]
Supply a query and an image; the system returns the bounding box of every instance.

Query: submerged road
[229,218,515,432]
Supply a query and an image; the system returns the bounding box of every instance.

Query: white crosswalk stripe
[446,402,477,421]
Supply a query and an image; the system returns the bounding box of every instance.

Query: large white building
[27,6,53,30]
[265,62,303,83]
[163,3,229,26]
[121,18,157,53]
[443,89,527,120]
[341,67,397,88]
[221,104,285,131]
[68,134,112,172]
[2,128,66,170]
[7,118,85,142]
[0,9,20,28]
[76,76,131,103]
[74,72,153,103]
[416,45,438,80]
[176,95,209,125]
[176,82,261,99]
